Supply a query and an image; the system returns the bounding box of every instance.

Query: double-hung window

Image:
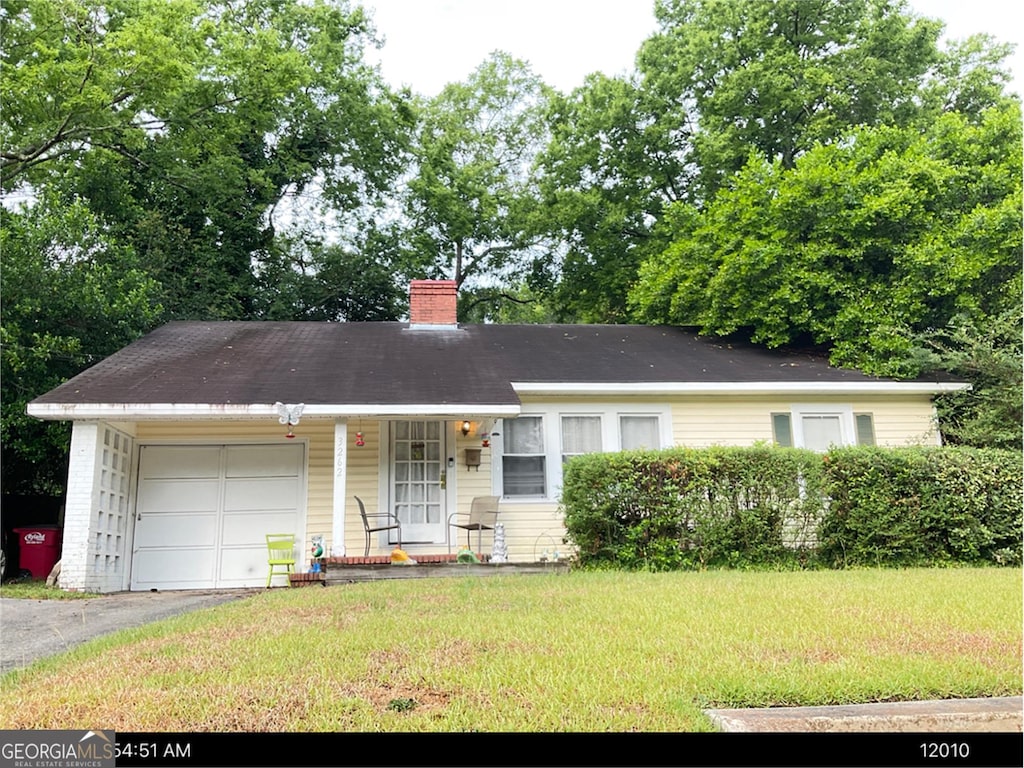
[561,416,602,463]
[772,407,875,450]
[497,406,670,500]
[502,416,546,497]
[619,415,660,450]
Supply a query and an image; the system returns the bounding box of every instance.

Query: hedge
[560,445,1021,570]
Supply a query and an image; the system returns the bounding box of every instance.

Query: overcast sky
[364,0,1022,98]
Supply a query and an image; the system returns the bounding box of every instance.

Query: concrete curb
[705,696,1023,732]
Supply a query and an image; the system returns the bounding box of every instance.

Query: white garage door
[131,444,305,590]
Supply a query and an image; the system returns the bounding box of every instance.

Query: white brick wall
[60,422,134,593]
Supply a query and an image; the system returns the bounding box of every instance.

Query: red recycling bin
[13,526,63,579]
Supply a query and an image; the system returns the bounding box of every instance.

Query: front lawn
[0,568,1019,731]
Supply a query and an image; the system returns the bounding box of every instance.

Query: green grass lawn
[1,568,1020,732]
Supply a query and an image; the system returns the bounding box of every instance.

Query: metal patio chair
[447,495,500,554]
[355,496,402,557]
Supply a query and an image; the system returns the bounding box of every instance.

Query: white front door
[390,420,447,544]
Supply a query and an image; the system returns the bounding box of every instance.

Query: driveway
[0,589,259,673]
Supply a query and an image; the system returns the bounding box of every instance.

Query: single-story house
[27,280,968,592]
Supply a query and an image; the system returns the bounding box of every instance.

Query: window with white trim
[495,405,671,499]
[502,416,546,497]
[620,415,660,450]
[771,407,875,450]
[561,415,602,463]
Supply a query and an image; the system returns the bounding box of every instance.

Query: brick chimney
[409,280,458,327]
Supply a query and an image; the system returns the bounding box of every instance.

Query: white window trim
[790,404,857,450]
[492,404,672,501]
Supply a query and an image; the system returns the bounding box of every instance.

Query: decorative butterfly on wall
[274,402,305,438]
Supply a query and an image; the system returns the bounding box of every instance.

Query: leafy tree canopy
[631,100,1022,377]
[0,196,163,494]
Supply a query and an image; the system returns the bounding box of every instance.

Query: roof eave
[510,381,972,396]
[25,402,523,422]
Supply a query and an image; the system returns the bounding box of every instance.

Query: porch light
[460,420,472,436]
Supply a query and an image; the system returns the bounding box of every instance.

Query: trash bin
[13,526,62,579]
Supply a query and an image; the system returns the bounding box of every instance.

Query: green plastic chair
[266,533,296,587]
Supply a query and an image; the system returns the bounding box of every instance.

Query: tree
[537,73,686,321]
[399,52,555,313]
[1,196,163,494]
[910,306,1023,450]
[2,0,414,319]
[630,100,1022,378]
[253,227,407,321]
[537,0,951,322]
[639,0,944,199]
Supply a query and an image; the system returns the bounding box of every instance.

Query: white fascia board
[25,402,522,421]
[511,381,971,396]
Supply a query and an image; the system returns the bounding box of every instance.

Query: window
[771,413,794,447]
[772,408,876,450]
[496,406,669,500]
[620,415,660,450]
[502,416,546,497]
[561,416,602,463]
[855,413,875,446]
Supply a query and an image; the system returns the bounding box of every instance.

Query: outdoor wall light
[460,420,472,436]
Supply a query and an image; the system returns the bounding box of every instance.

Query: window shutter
[772,413,793,447]
[855,413,876,446]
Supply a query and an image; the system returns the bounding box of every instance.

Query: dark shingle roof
[29,321,954,410]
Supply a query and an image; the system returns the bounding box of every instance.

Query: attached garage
[131,443,305,590]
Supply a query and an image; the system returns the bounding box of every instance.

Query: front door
[390,420,447,544]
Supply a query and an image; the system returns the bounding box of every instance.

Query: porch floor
[289,554,569,586]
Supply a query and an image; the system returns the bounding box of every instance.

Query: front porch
[289,553,569,586]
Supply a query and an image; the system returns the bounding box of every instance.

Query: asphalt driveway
[0,589,259,674]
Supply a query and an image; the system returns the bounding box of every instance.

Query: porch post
[60,421,136,593]
[61,421,100,592]
[332,419,348,556]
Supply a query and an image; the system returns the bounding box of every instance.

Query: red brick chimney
[409,280,458,326]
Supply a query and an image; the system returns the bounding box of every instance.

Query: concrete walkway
[705,696,1023,732]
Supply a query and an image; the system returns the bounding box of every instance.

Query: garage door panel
[221,511,298,547]
[226,445,302,477]
[139,512,218,548]
[224,477,300,512]
[132,444,304,591]
[218,546,277,586]
[137,479,220,514]
[132,548,216,586]
[140,446,221,479]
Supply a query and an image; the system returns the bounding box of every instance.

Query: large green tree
[399,52,555,318]
[631,102,1022,373]
[1,196,163,494]
[539,0,996,322]
[2,0,413,319]
[639,0,945,198]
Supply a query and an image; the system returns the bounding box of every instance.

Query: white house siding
[671,395,941,448]
[344,420,382,556]
[108,395,942,579]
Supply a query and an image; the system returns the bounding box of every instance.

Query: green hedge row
[559,445,1022,570]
